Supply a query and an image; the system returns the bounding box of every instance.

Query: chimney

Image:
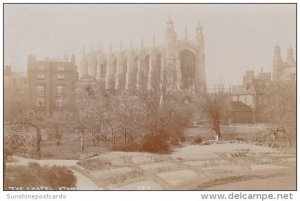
[4,65,11,76]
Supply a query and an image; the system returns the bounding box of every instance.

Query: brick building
[27,55,78,116]
[4,65,30,121]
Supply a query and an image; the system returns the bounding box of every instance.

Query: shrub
[113,142,141,152]
[169,132,185,146]
[4,162,76,190]
[40,151,55,158]
[4,146,14,160]
[194,137,204,144]
[77,158,111,170]
[141,134,170,154]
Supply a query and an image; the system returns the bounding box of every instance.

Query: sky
[4,4,296,87]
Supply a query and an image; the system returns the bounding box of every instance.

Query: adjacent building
[231,68,274,123]
[272,46,296,81]
[75,73,100,106]
[231,45,296,123]
[4,65,30,121]
[27,55,77,116]
[227,101,254,124]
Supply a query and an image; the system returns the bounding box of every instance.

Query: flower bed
[77,158,112,170]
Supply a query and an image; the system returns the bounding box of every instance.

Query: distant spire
[196,21,203,35]
[97,41,100,52]
[120,40,123,51]
[110,41,112,52]
[64,54,69,61]
[286,46,294,64]
[91,44,94,53]
[196,22,204,44]
[71,54,76,63]
[130,39,133,49]
[141,36,144,48]
[185,25,188,40]
[82,46,86,55]
[198,21,202,27]
[153,34,156,47]
[274,45,281,57]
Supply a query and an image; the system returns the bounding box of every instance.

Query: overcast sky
[4,4,296,87]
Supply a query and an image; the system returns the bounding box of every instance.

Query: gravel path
[10,156,78,167]
[205,175,296,190]
[71,169,100,190]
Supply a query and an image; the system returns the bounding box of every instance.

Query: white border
[0,1,298,201]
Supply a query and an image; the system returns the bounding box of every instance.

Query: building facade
[75,73,100,106]
[27,55,77,115]
[4,66,30,121]
[79,16,206,92]
[272,46,296,81]
[230,45,296,123]
[231,68,273,123]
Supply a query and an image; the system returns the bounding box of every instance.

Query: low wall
[184,125,268,140]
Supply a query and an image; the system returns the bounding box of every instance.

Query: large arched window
[180,49,196,89]
[101,60,107,78]
[155,54,162,88]
[84,85,95,98]
[142,55,150,89]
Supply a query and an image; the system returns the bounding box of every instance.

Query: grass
[14,129,174,159]
[40,137,110,160]
[21,130,113,160]
[9,126,279,160]
[185,126,267,142]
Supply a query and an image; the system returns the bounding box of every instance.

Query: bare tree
[117,95,143,144]
[261,81,296,148]
[89,102,104,146]
[199,87,227,141]
[75,85,98,152]
[20,111,44,158]
[137,86,189,152]
[138,89,161,135]
[50,111,70,145]
[102,91,120,148]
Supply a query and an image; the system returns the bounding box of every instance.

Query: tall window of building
[56,97,64,108]
[37,74,45,80]
[57,74,64,80]
[38,66,45,71]
[36,85,45,96]
[57,65,65,71]
[36,97,45,107]
[11,78,16,85]
[101,64,106,74]
[56,85,64,96]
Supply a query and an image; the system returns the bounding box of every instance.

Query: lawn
[40,132,112,159]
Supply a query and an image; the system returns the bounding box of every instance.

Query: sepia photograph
[3,3,296,191]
